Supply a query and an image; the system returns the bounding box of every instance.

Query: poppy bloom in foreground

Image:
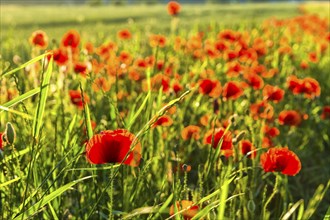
[167,1,181,16]
[169,200,199,220]
[29,30,48,49]
[260,147,301,176]
[278,110,301,126]
[86,129,141,166]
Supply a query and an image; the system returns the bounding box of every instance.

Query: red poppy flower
[321,106,330,120]
[172,81,183,94]
[300,77,321,99]
[262,136,273,148]
[204,128,233,151]
[244,73,264,90]
[149,34,167,48]
[181,125,201,140]
[169,200,199,220]
[198,79,222,98]
[117,29,132,40]
[278,110,301,126]
[61,30,80,49]
[222,81,244,100]
[262,85,285,103]
[250,101,274,120]
[29,30,48,49]
[240,140,256,159]
[92,77,112,92]
[152,115,173,128]
[74,62,88,76]
[262,124,280,138]
[52,48,68,66]
[167,1,181,16]
[86,129,141,166]
[260,147,301,176]
[300,60,309,69]
[69,90,89,109]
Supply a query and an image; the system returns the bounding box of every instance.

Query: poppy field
[1,2,330,220]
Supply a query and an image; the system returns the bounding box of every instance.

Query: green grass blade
[126,91,151,130]
[32,57,53,139]
[324,205,330,220]
[1,87,41,108]
[0,148,31,165]
[0,105,34,120]
[0,176,22,188]
[1,52,50,79]
[153,193,173,219]
[13,176,94,219]
[80,84,93,140]
[281,199,304,220]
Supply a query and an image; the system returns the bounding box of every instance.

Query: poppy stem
[263,173,280,218]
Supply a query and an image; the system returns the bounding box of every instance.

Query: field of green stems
[1,2,330,220]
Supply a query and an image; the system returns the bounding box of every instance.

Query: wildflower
[198,79,222,98]
[117,29,132,40]
[321,106,330,120]
[86,129,141,166]
[92,77,112,92]
[169,200,199,220]
[222,81,244,100]
[262,84,285,103]
[250,101,274,120]
[240,140,256,159]
[204,128,233,151]
[167,1,181,16]
[278,110,301,126]
[149,34,166,48]
[29,30,48,49]
[152,115,173,128]
[61,30,80,49]
[69,90,89,109]
[73,62,88,76]
[262,124,280,138]
[244,73,264,90]
[181,125,201,140]
[52,48,68,66]
[260,147,301,176]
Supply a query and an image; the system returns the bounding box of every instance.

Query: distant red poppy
[204,128,233,151]
[74,62,88,76]
[287,76,321,99]
[321,106,330,120]
[300,60,309,69]
[152,115,173,128]
[262,85,285,103]
[262,136,273,148]
[167,1,181,16]
[240,140,256,159]
[222,81,243,100]
[69,90,89,109]
[172,81,183,94]
[181,125,201,140]
[29,30,48,49]
[260,147,301,176]
[198,79,222,98]
[169,200,199,220]
[62,30,80,49]
[86,129,141,166]
[262,124,280,138]
[149,34,167,48]
[250,101,274,120]
[117,29,132,40]
[52,48,68,66]
[244,73,264,90]
[278,110,301,126]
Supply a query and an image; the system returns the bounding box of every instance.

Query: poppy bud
[4,122,16,145]
[229,114,238,125]
[233,131,246,144]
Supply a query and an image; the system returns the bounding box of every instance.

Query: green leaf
[126,91,150,130]
[1,52,51,79]
[32,57,53,139]
[1,87,41,109]
[13,176,94,219]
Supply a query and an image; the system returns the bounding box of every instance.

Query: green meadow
[1,2,330,220]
